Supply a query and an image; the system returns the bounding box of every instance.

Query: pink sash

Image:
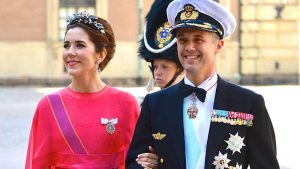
[46,94,124,168]
[48,94,87,154]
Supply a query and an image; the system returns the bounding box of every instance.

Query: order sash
[48,94,87,154]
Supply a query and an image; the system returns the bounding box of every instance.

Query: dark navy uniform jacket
[126,77,279,169]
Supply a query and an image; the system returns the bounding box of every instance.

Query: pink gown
[25,86,139,169]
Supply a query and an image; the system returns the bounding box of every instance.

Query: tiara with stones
[67,11,105,34]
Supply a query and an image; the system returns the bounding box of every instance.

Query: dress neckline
[64,85,110,100]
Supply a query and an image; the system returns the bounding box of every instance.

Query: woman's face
[63,27,105,78]
[153,58,179,88]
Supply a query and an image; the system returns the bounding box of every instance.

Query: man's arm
[247,94,280,169]
[126,95,155,169]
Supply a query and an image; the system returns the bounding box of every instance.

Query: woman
[25,12,139,169]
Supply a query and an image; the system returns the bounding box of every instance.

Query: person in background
[25,11,141,169]
[135,1,184,167]
[139,0,184,90]
[126,0,280,169]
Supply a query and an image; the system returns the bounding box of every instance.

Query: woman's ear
[98,48,107,63]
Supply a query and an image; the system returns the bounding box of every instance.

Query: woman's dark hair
[66,16,116,71]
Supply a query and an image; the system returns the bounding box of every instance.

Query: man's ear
[215,39,224,54]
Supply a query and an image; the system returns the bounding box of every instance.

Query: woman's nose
[67,46,76,57]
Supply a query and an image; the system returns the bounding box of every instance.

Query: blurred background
[0,0,299,86]
[0,0,299,169]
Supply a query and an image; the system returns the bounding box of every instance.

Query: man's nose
[185,41,196,52]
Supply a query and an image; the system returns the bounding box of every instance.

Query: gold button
[160,158,164,164]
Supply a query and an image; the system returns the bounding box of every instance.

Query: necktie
[180,83,207,102]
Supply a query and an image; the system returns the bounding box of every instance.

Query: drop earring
[96,60,101,73]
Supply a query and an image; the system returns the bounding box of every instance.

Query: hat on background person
[138,0,182,68]
[167,0,236,39]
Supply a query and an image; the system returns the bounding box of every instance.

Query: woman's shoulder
[105,86,136,99]
[105,86,139,110]
[36,88,67,108]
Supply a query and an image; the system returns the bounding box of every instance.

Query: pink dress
[25,86,139,169]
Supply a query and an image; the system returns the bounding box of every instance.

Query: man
[126,0,280,169]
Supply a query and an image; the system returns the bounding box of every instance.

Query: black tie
[180,83,207,102]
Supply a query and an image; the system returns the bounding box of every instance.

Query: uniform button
[160,158,164,164]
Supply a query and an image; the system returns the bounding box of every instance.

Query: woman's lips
[67,60,79,67]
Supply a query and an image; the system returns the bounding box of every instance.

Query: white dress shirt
[183,73,218,169]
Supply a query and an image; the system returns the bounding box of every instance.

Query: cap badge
[155,22,173,48]
[180,4,199,21]
[225,132,245,154]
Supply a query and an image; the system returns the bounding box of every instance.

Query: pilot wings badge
[152,132,166,140]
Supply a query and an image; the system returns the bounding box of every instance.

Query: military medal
[106,122,115,134]
[101,118,118,134]
[187,106,198,119]
[187,92,198,119]
[211,109,254,126]
[225,132,245,154]
[212,151,231,169]
[228,163,242,169]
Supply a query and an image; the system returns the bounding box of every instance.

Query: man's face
[176,28,223,80]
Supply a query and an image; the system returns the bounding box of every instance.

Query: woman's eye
[77,44,85,48]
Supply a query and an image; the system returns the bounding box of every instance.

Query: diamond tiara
[67,11,105,34]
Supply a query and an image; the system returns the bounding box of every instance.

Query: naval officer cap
[167,0,236,39]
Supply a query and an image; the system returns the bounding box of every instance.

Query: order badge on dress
[213,151,231,169]
[100,117,118,134]
[225,132,245,154]
[212,151,243,169]
[187,92,199,119]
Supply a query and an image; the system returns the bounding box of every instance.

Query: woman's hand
[136,146,158,169]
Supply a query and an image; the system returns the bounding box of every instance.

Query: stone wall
[240,0,299,84]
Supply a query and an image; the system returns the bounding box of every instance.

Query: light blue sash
[183,99,201,169]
